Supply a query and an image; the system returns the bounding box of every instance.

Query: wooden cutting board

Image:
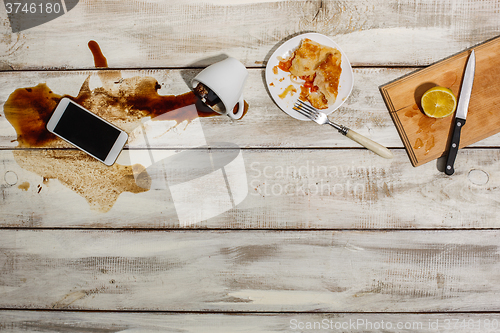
[380,36,500,167]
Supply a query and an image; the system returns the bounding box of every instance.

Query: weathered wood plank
[1,0,498,325]
[1,0,499,70]
[2,311,500,332]
[0,68,402,149]
[2,68,500,150]
[1,148,499,228]
[1,230,499,311]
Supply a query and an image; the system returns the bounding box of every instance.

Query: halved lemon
[421,86,457,118]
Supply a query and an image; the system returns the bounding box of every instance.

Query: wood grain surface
[1,229,500,312]
[2,0,500,330]
[1,0,499,70]
[0,68,402,149]
[2,311,500,332]
[1,149,499,229]
[2,68,500,150]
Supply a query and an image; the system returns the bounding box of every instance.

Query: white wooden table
[1,1,500,331]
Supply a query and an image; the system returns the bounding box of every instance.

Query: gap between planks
[2,308,500,315]
[1,228,500,231]
[0,66,426,73]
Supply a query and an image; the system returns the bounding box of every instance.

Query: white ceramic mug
[192,57,248,120]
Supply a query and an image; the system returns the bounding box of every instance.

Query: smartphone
[47,98,128,166]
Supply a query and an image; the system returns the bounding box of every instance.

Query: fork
[293,100,394,159]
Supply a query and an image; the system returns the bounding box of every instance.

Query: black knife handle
[445,117,466,175]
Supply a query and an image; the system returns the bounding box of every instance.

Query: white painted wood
[1,148,499,228]
[0,230,499,311]
[2,68,500,149]
[345,129,394,159]
[2,0,500,325]
[0,0,499,70]
[0,68,402,149]
[2,311,500,332]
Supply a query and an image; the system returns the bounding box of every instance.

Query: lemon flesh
[421,87,457,118]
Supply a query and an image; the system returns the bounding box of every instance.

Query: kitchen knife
[445,50,475,175]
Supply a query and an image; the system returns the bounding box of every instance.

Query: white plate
[265,33,354,121]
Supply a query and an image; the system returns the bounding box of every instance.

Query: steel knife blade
[445,50,476,175]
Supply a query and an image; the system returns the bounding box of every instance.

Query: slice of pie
[279,38,342,109]
[289,38,335,77]
[313,51,342,104]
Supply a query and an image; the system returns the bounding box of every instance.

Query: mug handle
[227,96,245,120]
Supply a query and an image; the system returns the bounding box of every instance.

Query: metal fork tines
[293,100,348,135]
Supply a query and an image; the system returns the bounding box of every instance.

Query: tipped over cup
[192,57,248,120]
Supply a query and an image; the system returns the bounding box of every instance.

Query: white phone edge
[104,131,128,166]
[46,97,129,166]
[46,97,71,132]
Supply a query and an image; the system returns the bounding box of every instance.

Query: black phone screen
[53,102,121,161]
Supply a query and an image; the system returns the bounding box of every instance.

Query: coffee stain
[3,40,248,212]
[88,40,108,68]
[17,182,29,191]
[3,85,60,147]
[14,150,149,212]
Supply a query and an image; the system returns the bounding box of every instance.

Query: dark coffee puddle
[4,40,248,212]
